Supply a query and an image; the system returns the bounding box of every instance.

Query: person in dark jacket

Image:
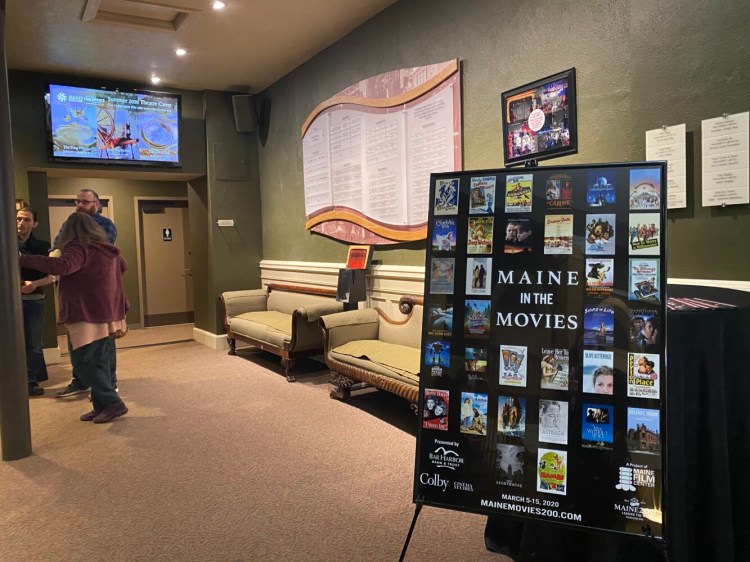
[20,211,129,423]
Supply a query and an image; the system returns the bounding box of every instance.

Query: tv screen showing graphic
[46,83,181,166]
[501,68,577,167]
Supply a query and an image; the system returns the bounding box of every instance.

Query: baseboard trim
[43,347,62,365]
[193,327,229,350]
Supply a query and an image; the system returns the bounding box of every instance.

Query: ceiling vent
[81,0,203,32]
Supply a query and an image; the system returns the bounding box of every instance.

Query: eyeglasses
[75,199,97,205]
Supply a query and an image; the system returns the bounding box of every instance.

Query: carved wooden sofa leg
[227,337,236,356]
[282,358,296,383]
[329,373,354,401]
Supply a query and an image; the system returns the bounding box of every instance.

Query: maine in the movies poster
[497,395,526,438]
[426,301,453,338]
[467,217,494,254]
[460,392,488,436]
[585,258,614,298]
[543,214,573,255]
[434,178,459,215]
[627,353,660,399]
[626,407,661,455]
[536,448,567,495]
[430,257,455,294]
[629,259,660,302]
[628,308,660,353]
[466,257,492,295]
[546,173,573,209]
[629,213,660,255]
[423,388,450,431]
[499,344,528,387]
[540,348,569,390]
[496,443,525,487]
[470,176,496,214]
[464,299,491,339]
[505,174,533,213]
[582,350,614,395]
[585,214,616,255]
[539,399,568,445]
[586,171,616,208]
[583,305,615,347]
[432,218,457,252]
[505,217,533,254]
[629,168,661,210]
[581,403,614,450]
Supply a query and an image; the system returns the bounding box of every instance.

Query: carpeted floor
[2,326,507,561]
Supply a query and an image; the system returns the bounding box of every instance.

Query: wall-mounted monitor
[46,83,181,166]
[501,68,577,167]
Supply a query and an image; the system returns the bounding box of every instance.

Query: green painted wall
[258,0,750,280]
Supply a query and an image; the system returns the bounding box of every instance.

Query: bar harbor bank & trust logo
[429,439,465,470]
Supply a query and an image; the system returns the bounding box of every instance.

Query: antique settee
[319,296,423,409]
[220,283,343,381]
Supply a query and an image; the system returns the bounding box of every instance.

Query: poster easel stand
[398,500,424,562]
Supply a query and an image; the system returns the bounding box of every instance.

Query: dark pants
[70,336,117,388]
[22,298,48,384]
[69,337,122,412]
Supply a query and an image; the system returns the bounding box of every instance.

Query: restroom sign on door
[163,228,172,242]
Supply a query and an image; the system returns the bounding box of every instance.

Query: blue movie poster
[581,404,614,450]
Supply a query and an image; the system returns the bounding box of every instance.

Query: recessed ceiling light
[175,47,187,57]
[151,75,161,85]
[212,1,226,10]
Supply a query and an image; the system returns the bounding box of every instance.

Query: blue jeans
[69,336,117,389]
[22,298,48,384]
[69,337,121,411]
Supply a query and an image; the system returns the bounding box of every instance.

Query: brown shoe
[92,402,128,424]
[80,409,100,422]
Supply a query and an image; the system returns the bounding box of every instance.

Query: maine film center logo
[614,497,645,522]
[429,439,465,470]
[615,462,656,492]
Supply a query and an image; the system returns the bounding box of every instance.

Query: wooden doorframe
[48,194,115,228]
[134,196,189,328]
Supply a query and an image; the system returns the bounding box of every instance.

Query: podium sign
[414,162,667,539]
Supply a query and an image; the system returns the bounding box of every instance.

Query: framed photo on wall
[345,245,373,270]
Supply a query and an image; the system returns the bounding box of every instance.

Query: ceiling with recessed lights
[5,0,398,93]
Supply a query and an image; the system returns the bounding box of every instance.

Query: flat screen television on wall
[501,68,577,167]
[46,83,181,166]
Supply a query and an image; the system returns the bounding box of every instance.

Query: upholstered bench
[220,283,343,381]
[320,296,423,410]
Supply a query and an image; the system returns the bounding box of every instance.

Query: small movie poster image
[585,214,616,255]
[505,217,533,254]
[540,348,569,390]
[467,217,494,254]
[470,176,496,214]
[460,392,488,436]
[581,404,614,450]
[496,443,525,487]
[627,407,661,455]
[586,172,616,208]
[546,173,573,209]
[499,345,528,387]
[543,214,573,254]
[466,257,492,295]
[423,388,450,431]
[628,309,660,353]
[582,350,614,395]
[505,174,533,213]
[539,399,568,445]
[628,353,660,399]
[426,301,453,338]
[585,258,614,298]
[431,218,457,253]
[629,259,660,303]
[629,168,661,210]
[465,347,488,374]
[424,340,450,371]
[430,257,455,294]
[583,305,615,347]
[498,395,526,438]
[537,448,567,495]
[434,178,459,215]
[629,213,661,255]
[464,299,491,339]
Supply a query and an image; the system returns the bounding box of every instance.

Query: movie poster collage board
[415,162,667,539]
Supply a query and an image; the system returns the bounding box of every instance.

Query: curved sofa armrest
[220,289,268,320]
[296,301,344,323]
[319,308,380,349]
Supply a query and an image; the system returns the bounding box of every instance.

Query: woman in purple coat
[20,212,129,423]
